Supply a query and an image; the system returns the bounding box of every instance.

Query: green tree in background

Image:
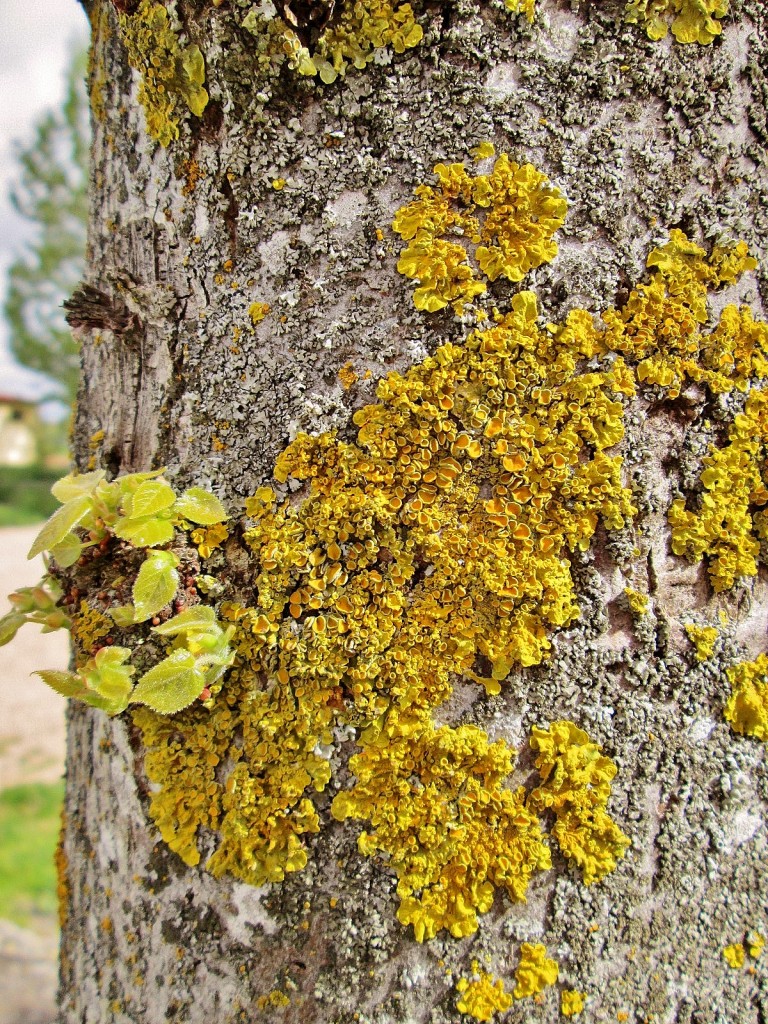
[4,48,89,407]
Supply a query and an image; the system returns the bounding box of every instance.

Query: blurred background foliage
[0,781,65,926]
[0,48,89,979]
[4,47,88,411]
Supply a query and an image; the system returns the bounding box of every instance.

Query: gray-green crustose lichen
[115,0,735,146]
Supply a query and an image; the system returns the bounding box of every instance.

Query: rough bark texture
[58,1,767,1022]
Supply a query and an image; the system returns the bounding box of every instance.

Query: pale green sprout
[0,577,71,646]
[2,469,234,717]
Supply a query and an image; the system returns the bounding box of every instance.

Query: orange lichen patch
[529,721,630,884]
[71,600,113,657]
[256,990,291,1009]
[71,599,113,653]
[456,961,513,1020]
[723,943,746,969]
[669,389,768,591]
[134,645,333,885]
[191,523,229,558]
[513,943,559,999]
[392,155,566,312]
[130,231,768,925]
[601,232,764,400]
[724,655,768,742]
[561,989,586,1017]
[332,710,550,941]
[181,158,202,196]
[248,302,271,325]
[55,815,69,930]
[625,0,730,43]
[135,279,636,897]
[338,361,359,390]
[684,623,718,662]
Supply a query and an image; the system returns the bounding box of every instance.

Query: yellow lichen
[471,141,496,161]
[118,0,208,147]
[256,990,291,1009]
[602,232,764,401]
[71,600,112,656]
[338,361,359,390]
[132,217,767,939]
[136,281,632,920]
[747,931,765,959]
[624,587,648,616]
[244,0,423,85]
[561,989,586,1017]
[332,711,550,941]
[505,0,536,22]
[625,0,730,43]
[191,523,229,558]
[724,655,768,742]
[513,943,559,999]
[529,721,631,884]
[669,389,768,591]
[456,961,513,1020]
[723,943,745,969]
[248,302,271,326]
[497,0,731,43]
[393,155,567,313]
[684,623,718,662]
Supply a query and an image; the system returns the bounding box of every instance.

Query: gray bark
[58,1,768,1022]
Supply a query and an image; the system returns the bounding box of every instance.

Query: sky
[0,0,90,401]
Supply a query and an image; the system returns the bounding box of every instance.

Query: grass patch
[0,505,48,527]
[0,781,64,926]
[0,466,61,528]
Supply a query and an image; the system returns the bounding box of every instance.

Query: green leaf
[152,605,217,636]
[84,692,126,715]
[117,469,166,490]
[35,670,86,699]
[133,551,180,622]
[49,532,83,568]
[0,613,26,647]
[51,469,106,503]
[174,487,228,525]
[86,646,135,704]
[113,516,175,548]
[131,650,205,714]
[126,479,177,520]
[28,494,92,559]
[110,605,137,627]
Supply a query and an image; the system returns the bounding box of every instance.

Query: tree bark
[58,1,768,1022]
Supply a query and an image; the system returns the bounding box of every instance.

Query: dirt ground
[0,525,68,790]
[0,525,67,1024]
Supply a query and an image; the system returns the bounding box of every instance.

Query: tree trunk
[57,1,768,1022]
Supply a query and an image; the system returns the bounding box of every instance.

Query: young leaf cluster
[0,469,233,717]
[0,578,70,646]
